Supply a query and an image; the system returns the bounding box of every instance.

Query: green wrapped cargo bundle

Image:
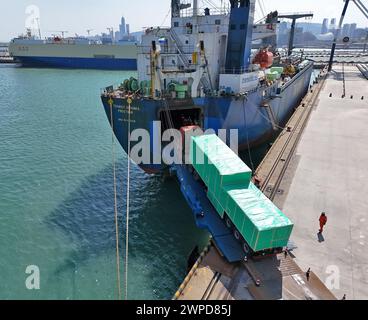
[190,135,252,199]
[270,67,284,74]
[266,71,279,81]
[191,134,294,252]
[224,183,293,251]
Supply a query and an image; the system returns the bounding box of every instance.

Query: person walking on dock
[319,213,328,234]
[306,268,311,281]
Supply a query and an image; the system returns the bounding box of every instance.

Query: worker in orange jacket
[319,213,328,233]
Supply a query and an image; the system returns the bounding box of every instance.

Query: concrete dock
[175,64,368,300]
[175,243,335,300]
[272,65,368,300]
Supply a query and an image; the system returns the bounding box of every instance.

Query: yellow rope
[109,99,122,300]
[124,98,132,300]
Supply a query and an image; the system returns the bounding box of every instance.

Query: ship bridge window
[230,24,236,30]
[240,24,246,30]
[174,22,179,27]
[186,23,193,34]
[215,19,221,25]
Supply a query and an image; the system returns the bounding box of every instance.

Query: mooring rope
[124,98,132,300]
[243,99,256,173]
[109,99,122,300]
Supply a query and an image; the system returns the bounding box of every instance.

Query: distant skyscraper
[321,18,329,34]
[279,21,288,35]
[126,24,130,35]
[353,28,366,39]
[329,18,336,31]
[349,23,357,38]
[328,18,338,37]
[119,16,126,39]
[342,24,350,37]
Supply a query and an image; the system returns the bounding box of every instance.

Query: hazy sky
[1,0,367,41]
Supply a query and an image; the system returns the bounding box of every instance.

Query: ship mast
[193,0,198,16]
[171,0,191,17]
[36,18,42,39]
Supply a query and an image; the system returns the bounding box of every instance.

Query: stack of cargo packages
[190,135,294,252]
[267,67,284,81]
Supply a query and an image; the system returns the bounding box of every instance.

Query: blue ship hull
[101,62,313,173]
[15,56,137,70]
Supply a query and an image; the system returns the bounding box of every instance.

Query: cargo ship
[101,0,314,174]
[9,30,137,70]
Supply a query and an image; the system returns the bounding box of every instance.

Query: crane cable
[109,98,122,300]
[261,0,267,16]
[258,0,265,19]
[160,8,171,28]
[124,97,132,300]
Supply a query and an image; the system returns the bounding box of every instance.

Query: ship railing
[220,67,251,74]
[100,84,194,100]
[161,64,199,72]
[138,45,196,55]
[179,7,230,18]
[100,81,121,94]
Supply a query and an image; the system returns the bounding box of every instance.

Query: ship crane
[278,12,314,56]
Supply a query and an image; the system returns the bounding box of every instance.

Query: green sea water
[0,65,209,300]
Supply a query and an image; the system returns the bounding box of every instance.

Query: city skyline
[1,0,367,42]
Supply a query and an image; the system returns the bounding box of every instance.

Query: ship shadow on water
[46,162,207,299]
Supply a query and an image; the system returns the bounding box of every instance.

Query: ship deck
[175,243,336,300]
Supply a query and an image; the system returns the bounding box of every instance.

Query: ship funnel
[225,0,256,71]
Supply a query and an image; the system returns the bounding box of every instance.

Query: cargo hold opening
[160,108,202,131]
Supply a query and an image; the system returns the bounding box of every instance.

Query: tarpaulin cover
[191,135,294,252]
[190,134,252,189]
